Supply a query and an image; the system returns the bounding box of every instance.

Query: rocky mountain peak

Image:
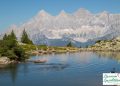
[36,10,51,18]
[1,9,120,46]
[74,8,91,16]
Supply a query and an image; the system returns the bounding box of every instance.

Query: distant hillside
[90,37,120,51]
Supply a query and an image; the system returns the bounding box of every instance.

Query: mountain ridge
[1,8,120,46]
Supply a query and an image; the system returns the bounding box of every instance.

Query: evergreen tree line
[0,29,33,61]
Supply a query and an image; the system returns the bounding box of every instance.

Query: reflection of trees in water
[0,63,29,85]
[95,51,120,62]
[9,64,18,84]
[0,62,68,86]
[0,63,69,85]
[35,63,69,71]
[0,64,18,85]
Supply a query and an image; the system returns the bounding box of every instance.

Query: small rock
[0,57,11,64]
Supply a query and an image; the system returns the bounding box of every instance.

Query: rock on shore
[0,57,11,64]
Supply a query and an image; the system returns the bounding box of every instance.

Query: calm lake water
[0,52,120,86]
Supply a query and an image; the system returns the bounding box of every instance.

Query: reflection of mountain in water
[34,63,69,71]
[95,51,120,62]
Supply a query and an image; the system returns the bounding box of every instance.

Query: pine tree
[66,42,73,47]
[21,29,33,44]
[6,30,17,49]
[6,30,17,41]
[3,33,7,40]
[11,30,16,40]
[0,30,27,61]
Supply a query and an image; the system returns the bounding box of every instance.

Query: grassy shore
[79,37,120,52]
[20,43,80,55]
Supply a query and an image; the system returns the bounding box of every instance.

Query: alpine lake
[0,51,120,86]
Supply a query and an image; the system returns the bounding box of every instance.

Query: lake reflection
[0,52,120,86]
[95,51,120,63]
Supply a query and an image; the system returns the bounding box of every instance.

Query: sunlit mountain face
[2,8,120,47]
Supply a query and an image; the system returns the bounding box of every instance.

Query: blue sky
[0,0,120,31]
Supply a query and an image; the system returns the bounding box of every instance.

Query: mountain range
[1,8,120,47]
